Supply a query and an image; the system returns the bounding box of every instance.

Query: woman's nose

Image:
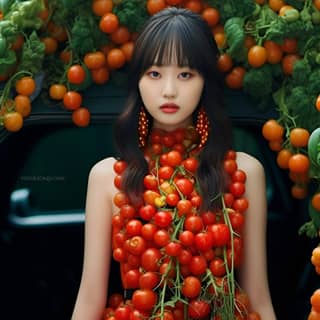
[162,77,177,98]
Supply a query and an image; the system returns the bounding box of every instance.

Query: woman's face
[138,64,204,132]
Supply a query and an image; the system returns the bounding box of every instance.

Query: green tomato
[281,9,300,22]
[312,11,320,25]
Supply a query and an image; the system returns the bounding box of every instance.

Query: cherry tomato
[181,276,201,298]
[141,248,162,272]
[132,289,157,312]
[209,224,231,247]
[67,64,86,84]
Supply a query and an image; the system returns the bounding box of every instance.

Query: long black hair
[114,7,232,209]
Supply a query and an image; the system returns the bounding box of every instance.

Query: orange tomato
[14,95,31,117]
[91,66,110,84]
[92,0,113,16]
[49,84,67,100]
[268,0,285,12]
[276,149,292,169]
[308,308,320,320]
[311,246,320,267]
[107,48,126,69]
[281,54,300,75]
[84,51,106,70]
[312,193,320,212]
[99,13,119,33]
[121,41,135,62]
[248,45,267,68]
[311,289,320,313]
[268,139,283,151]
[111,26,131,45]
[279,5,294,16]
[63,91,83,110]
[211,24,224,35]
[41,37,58,54]
[15,76,36,96]
[289,128,310,147]
[59,50,72,64]
[72,107,91,127]
[214,32,226,48]
[291,184,308,199]
[217,53,233,73]
[288,153,310,174]
[314,0,320,10]
[184,0,203,13]
[281,38,298,53]
[225,66,246,89]
[3,111,24,132]
[201,7,220,26]
[47,22,68,42]
[262,119,284,141]
[264,40,283,64]
[147,0,166,15]
[315,94,320,112]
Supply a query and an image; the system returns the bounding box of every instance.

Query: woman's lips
[160,103,180,113]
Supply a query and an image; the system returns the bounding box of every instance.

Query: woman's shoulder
[235,151,264,176]
[88,157,117,183]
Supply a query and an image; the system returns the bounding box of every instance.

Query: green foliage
[16,31,45,76]
[207,0,256,23]
[224,17,247,62]
[243,65,273,100]
[70,14,108,56]
[113,0,148,32]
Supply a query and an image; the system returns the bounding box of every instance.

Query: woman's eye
[179,72,192,79]
[148,71,160,78]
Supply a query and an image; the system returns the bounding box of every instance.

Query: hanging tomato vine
[0,0,320,317]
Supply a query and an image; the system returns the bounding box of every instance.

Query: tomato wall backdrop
[0,0,320,315]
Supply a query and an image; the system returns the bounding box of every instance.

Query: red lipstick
[160,103,180,114]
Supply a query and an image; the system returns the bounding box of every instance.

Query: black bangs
[130,7,218,78]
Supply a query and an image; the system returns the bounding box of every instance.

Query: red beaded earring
[195,107,210,148]
[138,106,149,148]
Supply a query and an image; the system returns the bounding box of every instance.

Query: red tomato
[141,223,157,241]
[184,215,203,233]
[141,248,162,272]
[175,178,194,196]
[178,249,193,265]
[125,236,146,256]
[165,242,182,257]
[154,211,173,228]
[209,257,226,277]
[201,211,216,226]
[229,182,245,197]
[123,269,141,289]
[229,211,245,231]
[139,204,156,221]
[232,169,247,183]
[194,231,214,252]
[189,255,207,276]
[120,204,136,219]
[209,224,231,247]
[113,160,127,174]
[114,305,132,320]
[179,230,195,246]
[125,219,143,236]
[181,276,201,298]
[132,289,157,312]
[177,199,193,215]
[188,299,210,319]
[183,157,199,172]
[108,293,124,309]
[232,198,249,213]
[143,174,158,190]
[166,193,180,206]
[153,229,170,247]
[158,166,174,179]
[166,150,183,167]
[139,271,160,289]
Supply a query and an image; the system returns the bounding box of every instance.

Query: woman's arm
[72,157,116,320]
[236,152,277,320]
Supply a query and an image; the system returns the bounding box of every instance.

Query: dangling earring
[138,106,149,148]
[195,107,210,148]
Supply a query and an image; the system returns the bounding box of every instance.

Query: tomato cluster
[108,127,260,319]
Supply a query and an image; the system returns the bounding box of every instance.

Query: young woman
[72,7,277,320]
